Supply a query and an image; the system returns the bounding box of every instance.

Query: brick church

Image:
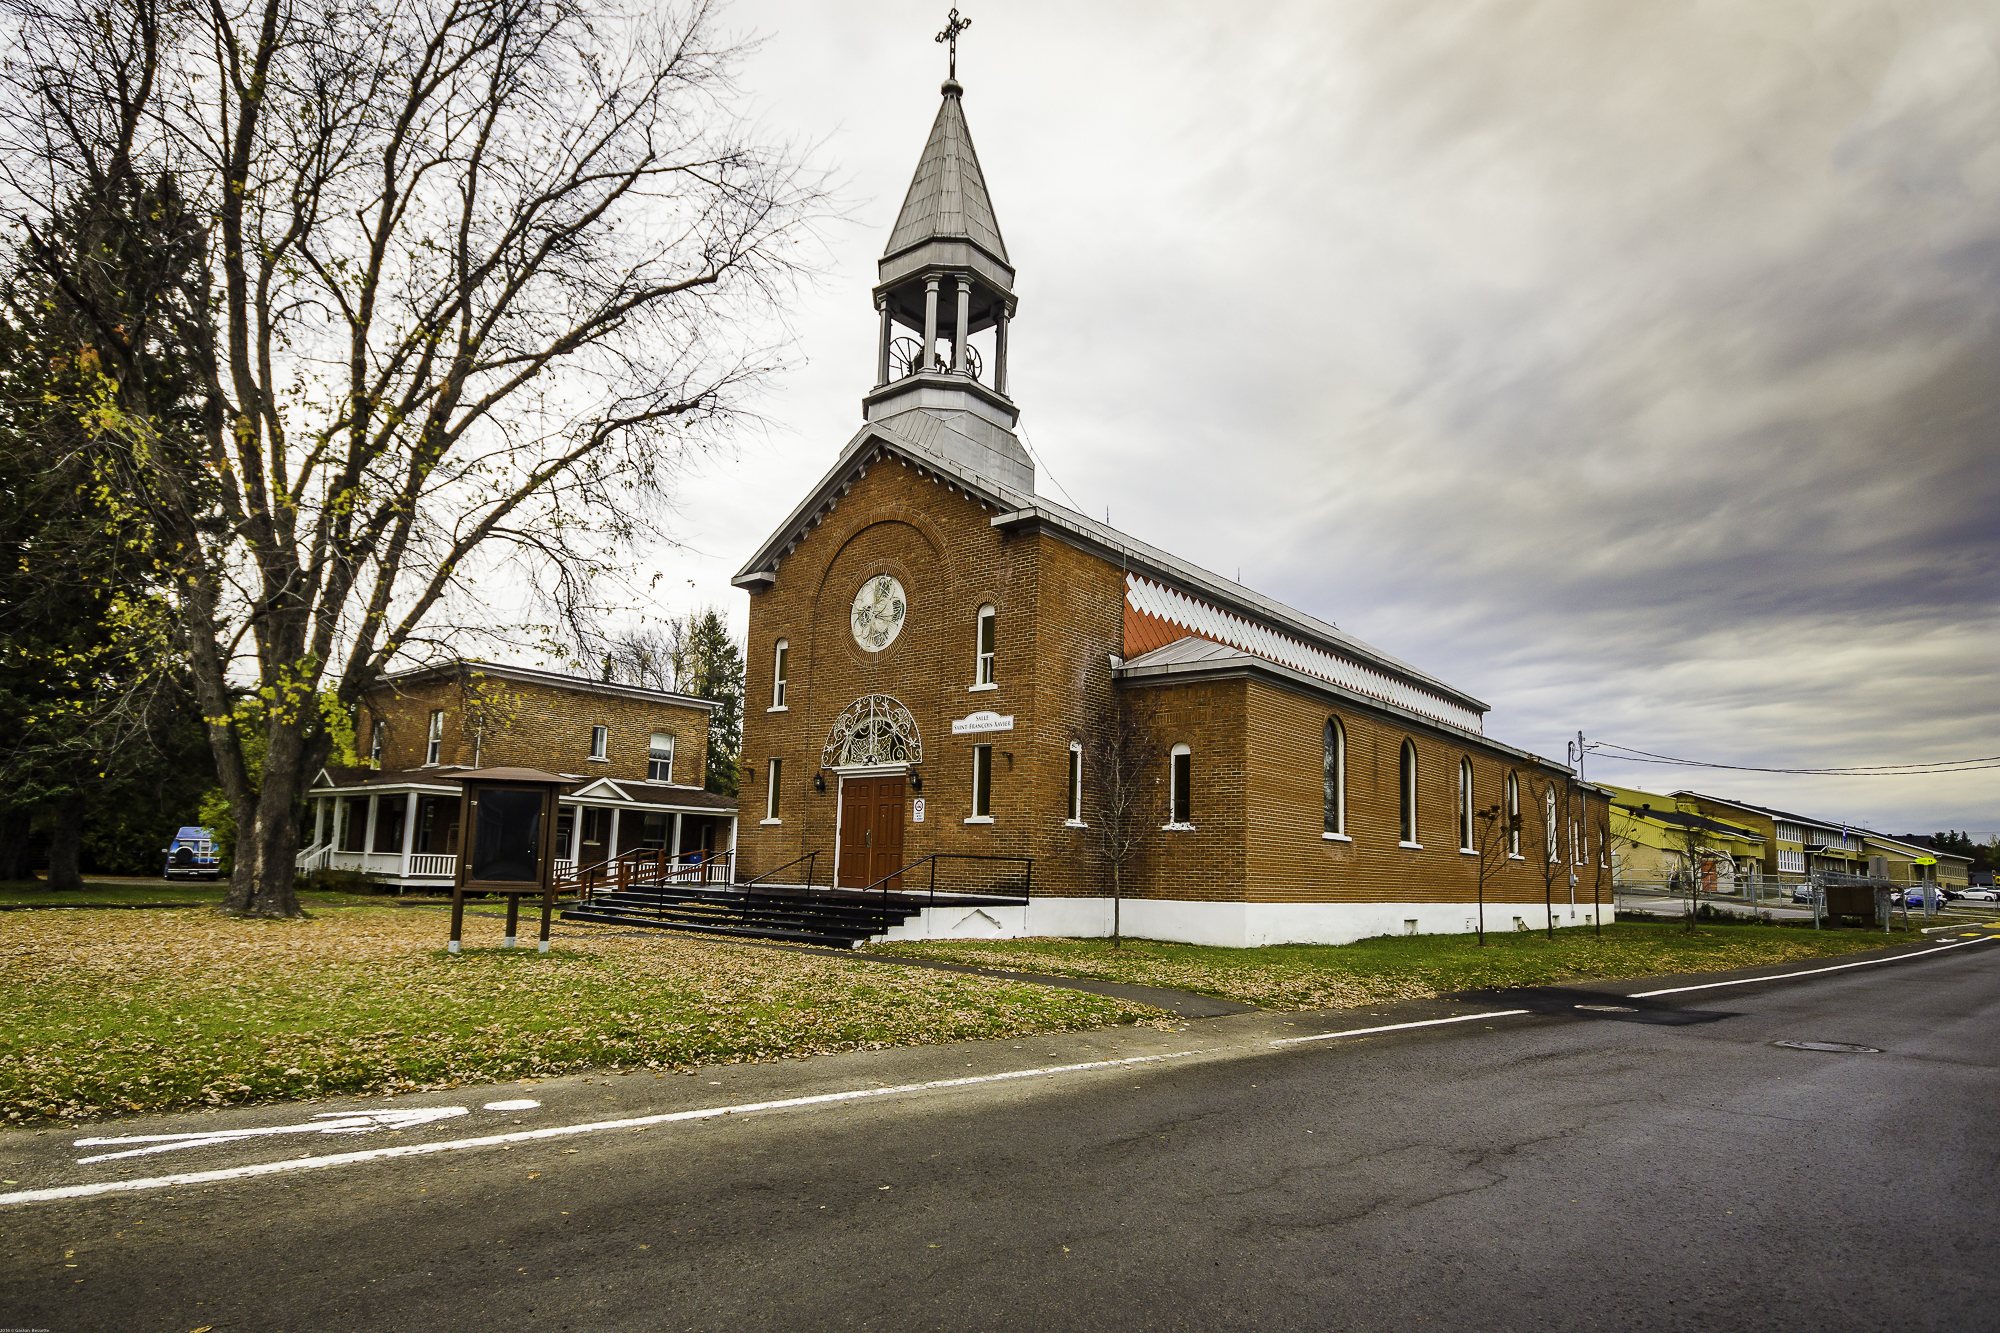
[732,66,1607,947]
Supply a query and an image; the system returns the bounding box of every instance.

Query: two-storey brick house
[301,660,736,892]
[729,72,1608,947]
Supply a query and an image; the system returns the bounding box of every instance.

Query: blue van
[162,827,220,880]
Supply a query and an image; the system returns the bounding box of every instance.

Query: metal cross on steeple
[935,8,971,81]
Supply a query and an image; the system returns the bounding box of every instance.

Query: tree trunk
[45,792,85,892]
[1111,860,1122,949]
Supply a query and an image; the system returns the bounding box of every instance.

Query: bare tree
[1470,802,1510,946]
[1086,694,1164,949]
[1524,768,1577,940]
[1,0,824,915]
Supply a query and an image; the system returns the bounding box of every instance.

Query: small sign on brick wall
[951,710,1015,735]
[913,798,926,823]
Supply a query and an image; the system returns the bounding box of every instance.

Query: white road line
[1630,933,2000,998]
[0,1049,1210,1209]
[1270,1009,1531,1046]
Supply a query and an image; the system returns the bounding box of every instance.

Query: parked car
[1791,885,1816,904]
[1902,886,1948,910]
[1958,887,2000,902]
[162,826,220,880]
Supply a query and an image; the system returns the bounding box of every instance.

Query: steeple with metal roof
[860,12,1032,493]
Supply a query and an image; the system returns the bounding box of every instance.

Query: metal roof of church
[884,84,1009,265]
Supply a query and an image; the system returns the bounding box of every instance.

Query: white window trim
[1399,840,1423,850]
[967,682,999,694]
[970,744,993,820]
[648,733,675,784]
[772,640,789,710]
[1066,742,1083,825]
[1398,740,1418,845]
[425,710,444,767]
[1324,717,1346,839]
[1169,743,1192,827]
[766,705,789,714]
[764,757,783,823]
[590,724,609,763]
[1458,758,1475,853]
[974,605,996,687]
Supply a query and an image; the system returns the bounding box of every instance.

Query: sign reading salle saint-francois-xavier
[951,710,1014,736]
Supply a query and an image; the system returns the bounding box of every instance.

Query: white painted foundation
[876,897,1605,948]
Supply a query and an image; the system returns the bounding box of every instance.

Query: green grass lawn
[0,902,1160,1127]
[867,921,1922,1010]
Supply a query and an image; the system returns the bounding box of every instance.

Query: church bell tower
[861,12,1033,493]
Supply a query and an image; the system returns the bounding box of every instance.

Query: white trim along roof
[376,659,718,712]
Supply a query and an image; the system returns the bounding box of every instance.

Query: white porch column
[607,807,622,860]
[312,798,327,848]
[567,806,583,864]
[364,795,380,858]
[400,792,418,884]
[671,812,684,864]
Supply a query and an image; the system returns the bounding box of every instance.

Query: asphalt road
[5,932,1997,1332]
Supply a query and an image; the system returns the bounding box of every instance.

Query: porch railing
[296,843,333,873]
[561,848,736,900]
[409,853,457,878]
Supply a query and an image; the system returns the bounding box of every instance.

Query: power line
[1585,740,2000,777]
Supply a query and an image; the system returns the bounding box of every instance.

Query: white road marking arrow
[74,1107,470,1165]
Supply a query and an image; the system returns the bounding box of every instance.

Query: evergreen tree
[680,609,743,798]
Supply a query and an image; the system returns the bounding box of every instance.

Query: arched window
[1398,739,1418,845]
[772,639,789,708]
[1322,718,1346,837]
[1545,787,1558,862]
[1458,758,1474,851]
[1169,744,1193,826]
[1066,741,1084,825]
[974,605,997,687]
[1506,771,1521,856]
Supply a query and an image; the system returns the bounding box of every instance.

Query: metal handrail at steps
[560,847,736,901]
[850,852,1033,910]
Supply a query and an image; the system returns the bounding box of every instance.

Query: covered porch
[297,767,738,893]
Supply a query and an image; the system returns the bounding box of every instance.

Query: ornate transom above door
[823,694,923,769]
[849,573,908,652]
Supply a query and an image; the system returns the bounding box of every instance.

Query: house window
[370,722,384,766]
[1170,744,1192,826]
[1398,740,1417,844]
[1459,758,1474,852]
[772,639,788,708]
[765,758,783,822]
[968,744,994,820]
[975,605,996,686]
[590,725,608,761]
[648,733,674,783]
[1323,718,1345,837]
[425,710,444,766]
[1066,742,1083,824]
[1506,771,1521,856]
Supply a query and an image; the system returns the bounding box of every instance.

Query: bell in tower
[860,11,1032,493]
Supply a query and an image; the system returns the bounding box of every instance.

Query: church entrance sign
[837,774,908,890]
[951,710,1014,735]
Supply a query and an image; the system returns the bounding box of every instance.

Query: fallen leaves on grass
[868,924,1912,1011]
[0,908,1163,1126]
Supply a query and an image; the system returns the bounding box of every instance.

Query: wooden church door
[837,776,907,890]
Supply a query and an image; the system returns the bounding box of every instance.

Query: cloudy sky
[622,0,1999,836]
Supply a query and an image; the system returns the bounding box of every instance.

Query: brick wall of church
[740,456,1075,889]
[1241,678,1612,914]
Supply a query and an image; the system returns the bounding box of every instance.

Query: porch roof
[310,766,737,814]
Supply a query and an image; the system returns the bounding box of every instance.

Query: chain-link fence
[1612,870,1996,929]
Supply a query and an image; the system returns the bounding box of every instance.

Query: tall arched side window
[974,605,997,687]
[1322,718,1346,837]
[1398,739,1418,845]
[771,639,789,709]
[1458,758,1474,851]
[1169,743,1193,827]
[1545,788,1558,862]
[1506,771,1521,856]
